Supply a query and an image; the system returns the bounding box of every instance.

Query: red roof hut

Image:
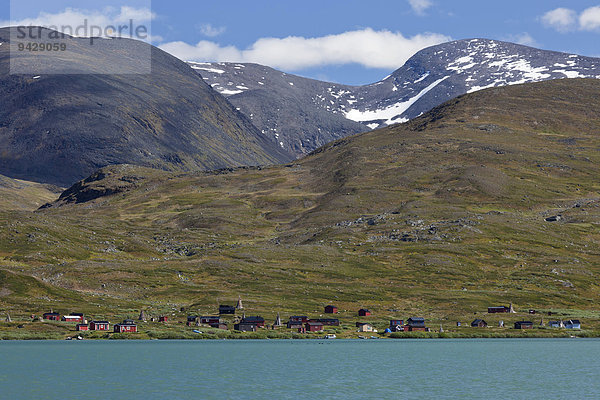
[89,321,110,331]
[305,322,324,332]
[114,319,138,333]
[324,305,338,314]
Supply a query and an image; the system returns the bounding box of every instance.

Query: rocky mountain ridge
[192,39,600,156]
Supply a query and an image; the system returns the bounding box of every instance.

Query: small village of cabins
[28,299,583,339]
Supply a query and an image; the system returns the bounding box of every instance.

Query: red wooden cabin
[289,316,309,323]
[89,321,110,331]
[114,319,137,333]
[234,322,257,332]
[514,321,534,329]
[200,316,221,325]
[310,319,340,326]
[219,305,236,315]
[324,305,338,314]
[404,317,428,332]
[62,315,84,323]
[305,322,324,332]
[287,320,304,329]
[43,312,60,321]
[241,316,264,327]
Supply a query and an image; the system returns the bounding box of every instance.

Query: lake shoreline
[1,330,597,341]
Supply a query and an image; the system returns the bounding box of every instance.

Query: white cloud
[116,6,155,23]
[541,6,600,33]
[580,6,600,31]
[199,23,226,38]
[159,28,450,70]
[541,8,577,32]
[504,33,537,47]
[0,6,156,40]
[1,8,113,30]
[407,0,433,16]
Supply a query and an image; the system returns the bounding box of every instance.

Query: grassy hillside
[1,79,600,335]
[0,175,61,211]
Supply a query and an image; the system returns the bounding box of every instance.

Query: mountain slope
[0,174,61,211]
[0,27,292,187]
[189,62,369,156]
[3,79,600,324]
[193,39,600,157]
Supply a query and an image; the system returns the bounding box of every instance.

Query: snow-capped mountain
[189,39,600,157]
[188,61,367,156]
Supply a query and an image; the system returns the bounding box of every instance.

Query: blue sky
[3,1,600,84]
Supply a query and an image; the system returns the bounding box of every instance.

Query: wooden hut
[312,318,340,326]
[305,322,324,332]
[219,305,236,315]
[89,321,110,331]
[200,316,221,325]
[43,312,60,321]
[514,321,534,329]
[471,319,488,328]
[324,305,338,314]
[488,306,510,313]
[234,322,257,332]
[114,319,138,333]
[287,320,303,330]
[404,317,427,332]
[565,320,581,329]
[241,316,265,327]
[356,322,374,332]
[289,316,308,322]
[62,315,84,323]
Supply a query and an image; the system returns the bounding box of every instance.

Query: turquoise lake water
[0,338,598,399]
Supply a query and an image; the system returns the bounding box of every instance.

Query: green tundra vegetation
[1,78,600,338]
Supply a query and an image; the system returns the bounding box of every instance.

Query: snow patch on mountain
[467,82,499,93]
[189,62,226,74]
[447,56,476,73]
[553,70,585,78]
[345,76,449,125]
[414,72,430,83]
[220,89,244,95]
